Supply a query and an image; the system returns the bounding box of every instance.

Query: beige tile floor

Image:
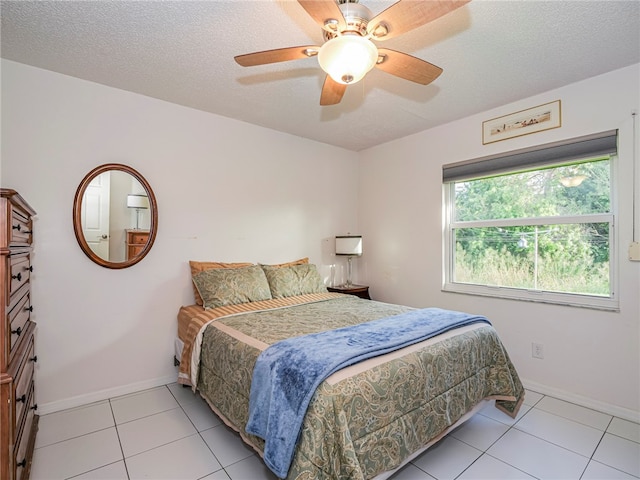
[30,383,640,480]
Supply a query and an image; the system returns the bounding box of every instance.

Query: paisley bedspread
[191,295,524,479]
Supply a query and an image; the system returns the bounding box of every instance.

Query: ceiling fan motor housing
[323,1,373,40]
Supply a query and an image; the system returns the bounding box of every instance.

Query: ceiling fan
[234,0,470,106]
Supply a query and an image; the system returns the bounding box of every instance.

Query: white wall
[0,60,360,412]
[359,64,640,420]
[3,58,638,421]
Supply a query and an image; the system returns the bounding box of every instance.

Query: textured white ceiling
[1,0,639,151]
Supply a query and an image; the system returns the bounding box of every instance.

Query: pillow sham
[189,260,254,306]
[192,265,272,309]
[261,263,327,299]
[263,257,309,268]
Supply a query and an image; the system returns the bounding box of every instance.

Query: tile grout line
[453,399,538,480]
[168,384,229,479]
[510,418,602,461]
[534,404,614,433]
[33,425,115,450]
[453,393,635,480]
[523,393,640,447]
[108,397,132,480]
[481,452,542,480]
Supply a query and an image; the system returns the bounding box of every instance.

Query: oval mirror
[73,164,158,269]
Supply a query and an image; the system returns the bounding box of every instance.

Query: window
[443,131,618,310]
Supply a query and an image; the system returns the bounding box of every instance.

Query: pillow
[263,257,309,268]
[261,263,328,299]
[189,261,254,305]
[192,265,272,309]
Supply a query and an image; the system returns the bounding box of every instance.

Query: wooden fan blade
[320,75,347,105]
[368,0,470,41]
[235,46,320,67]
[375,48,443,85]
[298,0,346,33]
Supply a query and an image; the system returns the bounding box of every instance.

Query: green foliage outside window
[451,158,611,296]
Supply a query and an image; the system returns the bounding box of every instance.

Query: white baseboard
[37,374,179,415]
[522,378,640,423]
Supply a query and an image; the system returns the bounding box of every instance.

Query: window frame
[442,151,619,312]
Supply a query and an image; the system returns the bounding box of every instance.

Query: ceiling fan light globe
[318,35,378,85]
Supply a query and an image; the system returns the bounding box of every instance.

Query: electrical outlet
[629,242,640,261]
[532,342,544,359]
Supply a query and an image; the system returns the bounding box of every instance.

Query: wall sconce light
[335,235,363,287]
[127,194,149,229]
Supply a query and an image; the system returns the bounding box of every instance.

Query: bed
[176,260,524,480]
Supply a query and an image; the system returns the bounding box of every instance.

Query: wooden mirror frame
[73,163,158,269]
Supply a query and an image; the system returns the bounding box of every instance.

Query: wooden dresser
[1,189,38,480]
[125,229,150,260]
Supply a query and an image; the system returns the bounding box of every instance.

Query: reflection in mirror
[73,164,157,269]
[82,171,149,262]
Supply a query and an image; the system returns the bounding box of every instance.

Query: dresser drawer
[9,254,31,298]
[8,208,33,247]
[1,189,37,480]
[128,245,145,258]
[13,382,36,480]
[7,290,31,363]
[13,336,35,442]
[130,233,148,244]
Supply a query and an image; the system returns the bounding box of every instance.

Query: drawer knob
[16,394,26,403]
[12,272,22,281]
[30,355,38,363]
[31,404,38,411]
[12,224,21,231]
[25,265,34,272]
[16,458,27,468]
[25,305,34,312]
[11,326,22,336]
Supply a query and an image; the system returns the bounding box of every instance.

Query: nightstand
[327,284,371,300]
[125,229,150,260]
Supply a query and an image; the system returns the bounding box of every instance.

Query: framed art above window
[482,100,561,144]
[443,131,618,310]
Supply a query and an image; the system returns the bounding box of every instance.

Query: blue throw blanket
[245,307,490,478]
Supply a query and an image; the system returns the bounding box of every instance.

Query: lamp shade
[559,174,587,187]
[318,35,378,85]
[335,235,363,256]
[127,194,149,209]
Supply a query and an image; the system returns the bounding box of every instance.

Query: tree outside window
[444,157,615,308]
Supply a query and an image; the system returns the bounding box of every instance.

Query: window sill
[442,282,619,312]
